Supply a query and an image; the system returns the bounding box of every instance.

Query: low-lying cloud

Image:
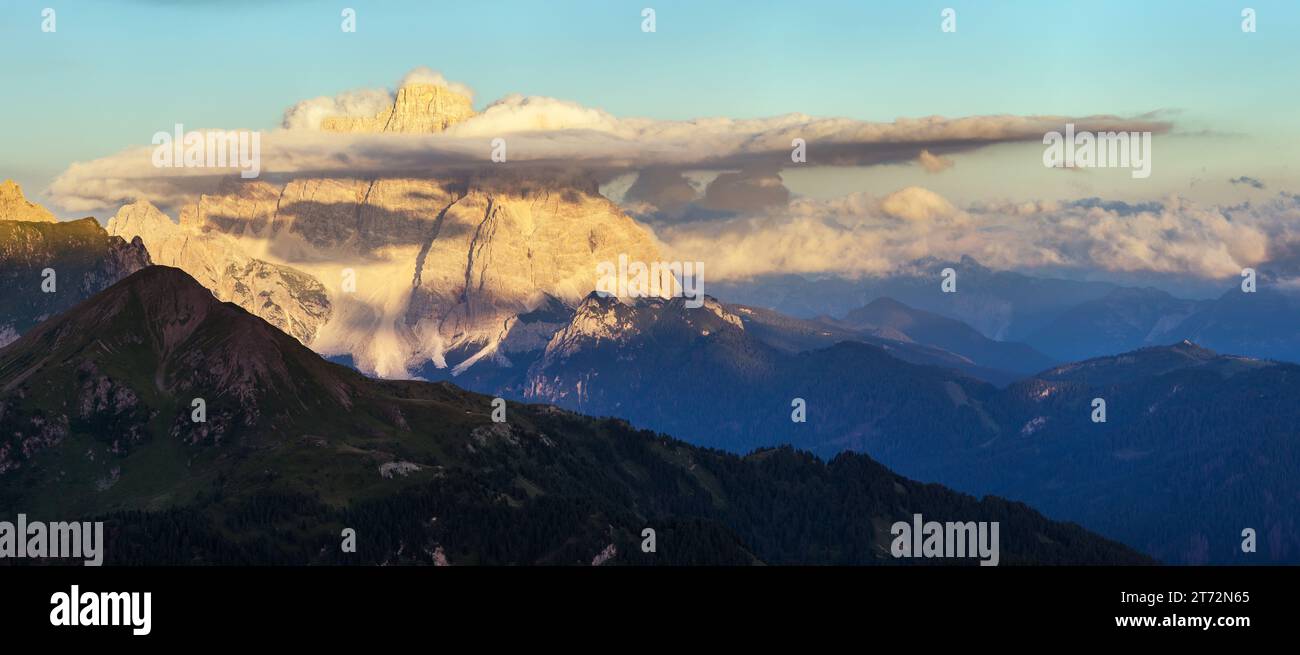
[657,188,1300,283]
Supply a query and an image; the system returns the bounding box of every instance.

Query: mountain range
[714,255,1300,369]
[0,266,1145,565]
[1024,284,1300,364]
[104,82,663,381]
[443,289,1299,563]
[2,79,1296,566]
[821,297,1057,379]
[925,341,1300,564]
[710,256,1120,341]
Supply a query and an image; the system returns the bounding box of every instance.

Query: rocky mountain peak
[321,83,476,134]
[107,199,178,239]
[0,265,358,462]
[0,179,57,223]
[111,173,662,379]
[106,200,333,346]
[540,292,743,366]
[542,293,637,357]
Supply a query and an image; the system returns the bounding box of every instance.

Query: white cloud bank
[54,66,1277,287]
[47,67,1170,214]
[656,188,1300,283]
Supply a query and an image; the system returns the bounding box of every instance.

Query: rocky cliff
[0,179,57,223]
[108,161,663,379]
[0,208,151,347]
[104,81,663,378]
[321,83,476,134]
[107,199,332,345]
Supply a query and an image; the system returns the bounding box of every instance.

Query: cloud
[446,95,619,135]
[46,67,1174,215]
[699,167,790,214]
[281,87,395,131]
[656,189,1299,283]
[879,186,957,222]
[1229,175,1266,189]
[917,149,954,173]
[623,168,699,215]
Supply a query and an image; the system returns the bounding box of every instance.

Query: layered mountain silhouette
[1169,287,1300,362]
[4,171,1293,564]
[520,292,1001,456]
[453,292,1298,563]
[0,266,1146,565]
[718,258,1300,370]
[711,256,1118,340]
[918,341,1300,564]
[823,297,1056,378]
[1021,283,1300,366]
[1023,287,1201,362]
[724,302,1031,385]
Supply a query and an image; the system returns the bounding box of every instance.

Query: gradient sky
[2,0,1297,214]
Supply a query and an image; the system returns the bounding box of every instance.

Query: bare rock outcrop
[321,83,475,134]
[0,179,57,223]
[107,84,662,379]
[107,200,331,345]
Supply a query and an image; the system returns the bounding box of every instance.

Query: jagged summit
[106,198,173,235]
[0,179,57,223]
[112,173,662,379]
[534,291,746,375]
[2,265,357,420]
[569,291,744,330]
[106,199,333,345]
[321,83,476,134]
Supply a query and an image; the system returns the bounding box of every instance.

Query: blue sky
[2,0,1296,212]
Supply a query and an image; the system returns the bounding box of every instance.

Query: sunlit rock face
[109,139,662,380]
[107,83,663,378]
[320,83,476,134]
[108,199,332,346]
[0,180,58,223]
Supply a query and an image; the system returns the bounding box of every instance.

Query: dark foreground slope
[0,266,1146,565]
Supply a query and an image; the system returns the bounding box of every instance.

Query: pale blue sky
[2,0,1296,213]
